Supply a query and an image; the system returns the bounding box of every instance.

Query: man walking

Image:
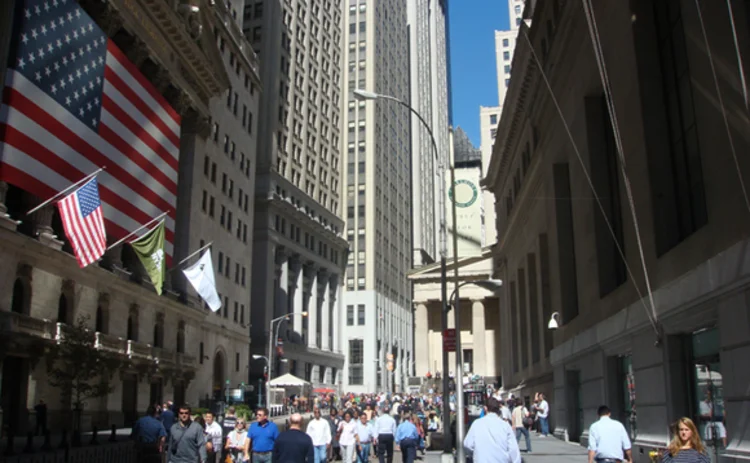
[274,413,314,463]
[536,394,550,437]
[463,398,521,463]
[168,405,207,463]
[355,412,375,463]
[204,412,223,463]
[373,406,397,463]
[247,407,279,463]
[307,407,332,463]
[394,413,419,463]
[131,405,167,463]
[587,406,632,463]
[510,399,531,453]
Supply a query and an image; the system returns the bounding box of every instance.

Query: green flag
[130,220,166,295]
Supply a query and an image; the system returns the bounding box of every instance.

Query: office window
[347,305,354,325]
[233,301,238,322]
[503,38,509,47]
[348,339,363,385]
[218,252,224,274]
[235,352,240,371]
[504,51,510,60]
[490,114,498,125]
[357,304,365,325]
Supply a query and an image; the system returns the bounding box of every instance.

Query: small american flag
[57,177,106,268]
[0,0,180,260]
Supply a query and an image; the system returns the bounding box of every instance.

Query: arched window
[57,294,68,324]
[11,279,26,314]
[153,314,164,348]
[177,321,186,354]
[95,306,105,333]
[127,306,139,341]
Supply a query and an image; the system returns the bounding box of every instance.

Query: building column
[33,203,63,250]
[291,257,304,335]
[414,303,430,376]
[321,274,331,351]
[472,299,487,377]
[307,266,318,349]
[332,275,341,352]
[275,249,289,321]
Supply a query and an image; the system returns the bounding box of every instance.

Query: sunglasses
[178,412,190,416]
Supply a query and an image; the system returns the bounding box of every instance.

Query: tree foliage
[46,315,121,410]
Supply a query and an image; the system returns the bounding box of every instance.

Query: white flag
[182,250,221,312]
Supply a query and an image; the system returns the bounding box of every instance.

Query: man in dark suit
[273,413,314,463]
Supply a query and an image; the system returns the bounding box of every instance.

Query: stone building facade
[484,1,750,461]
[0,0,260,433]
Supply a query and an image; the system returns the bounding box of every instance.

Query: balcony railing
[128,340,153,360]
[152,346,177,367]
[177,352,197,369]
[95,332,128,355]
[0,310,56,339]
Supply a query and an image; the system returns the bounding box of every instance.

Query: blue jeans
[357,442,371,463]
[252,452,272,463]
[515,427,531,452]
[314,445,327,463]
[540,417,549,436]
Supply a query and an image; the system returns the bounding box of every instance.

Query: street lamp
[252,355,268,408]
[547,312,560,330]
[267,312,308,409]
[354,88,455,457]
[448,279,503,463]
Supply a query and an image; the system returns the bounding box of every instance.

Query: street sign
[443,329,456,352]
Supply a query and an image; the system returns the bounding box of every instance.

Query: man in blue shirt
[587,405,632,463]
[247,407,280,463]
[394,413,419,463]
[463,398,521,463]
[132,405,167,463]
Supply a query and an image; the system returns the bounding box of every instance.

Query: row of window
[272,213,341,264]
[346,304,366,326]
[201,190,249,244]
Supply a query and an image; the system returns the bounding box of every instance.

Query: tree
[46,315,121,430]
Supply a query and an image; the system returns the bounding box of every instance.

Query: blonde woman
[662,418,710,463]
[225,419,250,462]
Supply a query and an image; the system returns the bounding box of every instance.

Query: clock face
[449,179,479,208]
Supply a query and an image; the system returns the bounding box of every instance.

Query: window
[347,305,355,326]
[490,114,498,125]
[199,342,204,364]
[348,339,363,385]
[503,38,509,47]
[503,51,510,61]
[235,352,240,371]
[357,304,365,325]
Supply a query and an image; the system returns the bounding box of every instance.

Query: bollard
[90,426,98,445]
[109,424,117,442]
[23,431,34,453]
[41,430,52,451]
[3,428,15,456]
[58,429,68,449]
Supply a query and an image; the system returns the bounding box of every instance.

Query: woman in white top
[337,411,358,462]
[225,418,250,462]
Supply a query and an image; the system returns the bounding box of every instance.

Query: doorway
[213,351,225,400]
[566,369,583,442]
[1,357,29,434]
[121,374,138,427]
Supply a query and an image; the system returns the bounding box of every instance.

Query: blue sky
[449,0,510,147]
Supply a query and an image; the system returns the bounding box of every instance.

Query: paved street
[419,434,588,463]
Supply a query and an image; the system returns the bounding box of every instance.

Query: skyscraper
[341,0,414,393]
[244,0,348,388]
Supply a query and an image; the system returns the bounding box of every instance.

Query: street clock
[448,179,479,208]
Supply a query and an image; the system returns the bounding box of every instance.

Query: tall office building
[244,0,348,388]
[407,0,450,267]
[342,0,413,393]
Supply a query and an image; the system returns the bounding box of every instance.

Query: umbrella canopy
[313,387,336,394]
[269,373,310,387]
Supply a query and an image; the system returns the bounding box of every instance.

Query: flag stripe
[101,97,179,174]
[103,66,180,153]
[0,149,176,256]
[105,42,181,129]
[2,79,176,207]
[58,195,92,265]
[56,178,107,268]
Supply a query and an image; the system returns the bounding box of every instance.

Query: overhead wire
[518,26,659,337]
[580,0,660,336]
[692,0,750,214]
[725,0,749,112]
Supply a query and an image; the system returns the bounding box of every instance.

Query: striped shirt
[661,449,710,463]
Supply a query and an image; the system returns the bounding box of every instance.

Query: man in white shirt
[203,412,223,463]
[536,394,550,436]
[500,400,512,423]
[306,408,332,463]
[463,398,521,463]
[373,407,397,463]
[587,405,632,463]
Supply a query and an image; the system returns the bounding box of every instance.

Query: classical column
[472,299,487,377]
[306,266,318,349]
[33,204,63,250]
[414,303,430,377]
[275,250,289,321]
[291,257,304,334]
[331,275,341,352]
[321,275,331,351]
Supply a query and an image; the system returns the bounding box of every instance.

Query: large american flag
[0,0,179,259]
[57,177,106,267]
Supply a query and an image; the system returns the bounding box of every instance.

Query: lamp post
[267,312,308,410]
[353,89,455,456]
[448,279,503,463]
[252,355,268,408]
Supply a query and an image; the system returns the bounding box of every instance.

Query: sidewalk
[421,434,587,463]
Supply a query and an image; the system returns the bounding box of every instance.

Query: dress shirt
[306,418,332,446]
[463,413,521,463]
[373,414,397,436]
[394,422,418,445]
[356,422,375,443]
[204,421,223,450]
[588,416,631,460]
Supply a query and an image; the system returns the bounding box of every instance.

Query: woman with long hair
[661,418,710,463]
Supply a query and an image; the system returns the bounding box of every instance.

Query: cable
[519,27,659,336]
[726,0,749,112]
[580,0,660,337]
[693,0,750,214]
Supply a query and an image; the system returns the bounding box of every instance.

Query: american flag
[0,0,179,259]
[57,177,106,267]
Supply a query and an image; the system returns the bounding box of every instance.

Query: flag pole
[106,211,168,251]
[167,241,213,273]
[26,167,106,216]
